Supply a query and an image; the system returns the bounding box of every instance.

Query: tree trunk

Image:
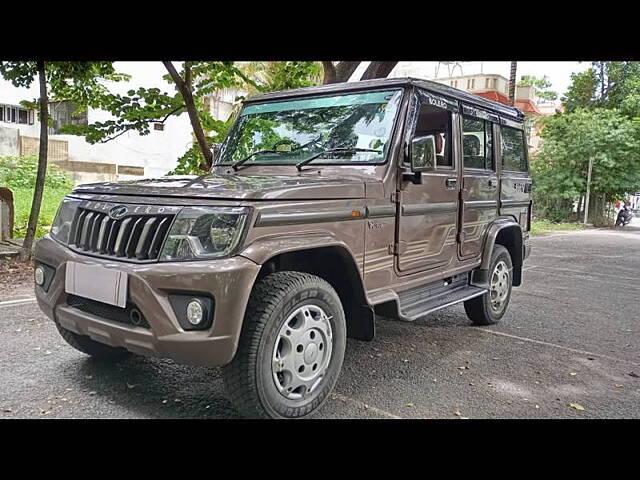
[360,61,398,81]
[20,60,49,261]
[163,61,213,171]
[322,61,361,84]
[508,61,517,106]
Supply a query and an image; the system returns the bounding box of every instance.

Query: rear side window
[501,126,527,172]
[462,116,493,170]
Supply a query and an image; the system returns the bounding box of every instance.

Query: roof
[245,77,525,122]
[472,91,543,115]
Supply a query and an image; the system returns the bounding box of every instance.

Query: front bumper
[34,236,261,367]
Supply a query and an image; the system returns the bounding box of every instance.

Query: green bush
[0,156,73,238]
[0,155,73,190]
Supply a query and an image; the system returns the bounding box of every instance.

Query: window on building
[0,106,3,122]
[10,107,16,123]
[48,100,88,134]
[462,116,494,170]
[18,109,28,124]
[501,126,527,171]
[153,122,164,131]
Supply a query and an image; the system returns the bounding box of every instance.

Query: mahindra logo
[109,205,129,219]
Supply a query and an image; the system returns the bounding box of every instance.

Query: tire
[55,322,131,359]
[464,245,513,326]
[222,271,346,419]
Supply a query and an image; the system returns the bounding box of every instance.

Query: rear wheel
[464,245,513,325]
[222,271,346,419]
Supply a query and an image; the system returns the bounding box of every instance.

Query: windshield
[217,89,403,167]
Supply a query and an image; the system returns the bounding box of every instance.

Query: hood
[71,173,367,201]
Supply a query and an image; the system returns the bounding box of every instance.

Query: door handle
[445,178,457,189]
[488,178,498,188]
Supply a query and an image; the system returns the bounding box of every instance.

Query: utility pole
[583,157,593,224]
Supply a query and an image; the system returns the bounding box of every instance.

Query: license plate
[65,261,128,308]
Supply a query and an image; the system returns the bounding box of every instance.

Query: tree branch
[163,60,213,169]
[359,61,398,81]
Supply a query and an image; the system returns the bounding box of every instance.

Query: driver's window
[411,103,452,169]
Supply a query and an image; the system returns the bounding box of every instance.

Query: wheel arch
[240,236,375,341]
[479,220,524,286]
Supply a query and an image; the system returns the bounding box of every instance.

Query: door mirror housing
[409,135,437,172]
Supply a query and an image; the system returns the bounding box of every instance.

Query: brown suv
[34,78,532,418]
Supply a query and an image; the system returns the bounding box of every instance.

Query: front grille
[66,294,150,329]
[69,205,175,262]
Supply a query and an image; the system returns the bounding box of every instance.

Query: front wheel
[222,271,346,419]
[464,245,513,325]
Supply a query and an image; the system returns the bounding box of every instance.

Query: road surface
[1,226,638,418]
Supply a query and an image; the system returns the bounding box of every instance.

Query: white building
[0,62,201,185]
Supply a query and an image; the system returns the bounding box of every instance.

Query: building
[387,63,558,154]
[0,62,198,185]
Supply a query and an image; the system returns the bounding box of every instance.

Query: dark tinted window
[501,126,527,171]
[462,116,493,170]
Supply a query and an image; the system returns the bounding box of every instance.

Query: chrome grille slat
[97,215,111,253]
[135,217,157,260]
[79,212,94,247]
[68,205,176,262]
[148,217,169,259]
[114,217,133,256]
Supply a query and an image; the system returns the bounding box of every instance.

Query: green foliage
[533,108,640,221]
[0,61,129,119]
[0,156,73,238]
[518,75,558,102]
[0,155,73,190]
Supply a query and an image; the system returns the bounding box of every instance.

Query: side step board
[376,274,487,322]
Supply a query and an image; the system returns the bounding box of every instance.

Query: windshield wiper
[295,148,382,172]
[231,149,284,171]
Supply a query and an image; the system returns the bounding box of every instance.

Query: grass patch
[12,186,72,238]
[530,219,586,236]
[1,155,74,239]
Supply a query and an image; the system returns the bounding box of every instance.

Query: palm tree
[508,61,517,106]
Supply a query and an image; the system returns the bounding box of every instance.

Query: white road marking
[0,297,37,308]
[476,328,640,367]
[522,265,539,271]
[331,393,402,419]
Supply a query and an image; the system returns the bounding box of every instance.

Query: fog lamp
[186,300,204,325]
[34,266,45,286]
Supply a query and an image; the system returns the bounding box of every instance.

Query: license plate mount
[65,261,128,308]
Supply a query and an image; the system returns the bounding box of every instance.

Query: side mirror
[211,143,222,162]
[409,135,437,172]
[403,135,436,184]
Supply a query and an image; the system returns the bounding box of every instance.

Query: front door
[396,90,460,274]
[458,105,499,259]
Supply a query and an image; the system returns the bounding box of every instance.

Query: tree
[321,61,398,84]
[508,61,517,105]
[562,61,640,117]
[533,108,640,224]
[0,61,127,260]
[517,75,558,103]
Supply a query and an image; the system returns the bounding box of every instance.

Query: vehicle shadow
[73,355,242,419]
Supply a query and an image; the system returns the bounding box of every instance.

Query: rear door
[458,104,499,259]
[498,118,532,231]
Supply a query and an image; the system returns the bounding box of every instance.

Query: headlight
[50,197,82,244]
[159,207,249,261]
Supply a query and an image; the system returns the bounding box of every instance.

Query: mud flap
[346,305,376,341]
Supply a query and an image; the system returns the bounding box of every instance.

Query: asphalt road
[1,226,639,419]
